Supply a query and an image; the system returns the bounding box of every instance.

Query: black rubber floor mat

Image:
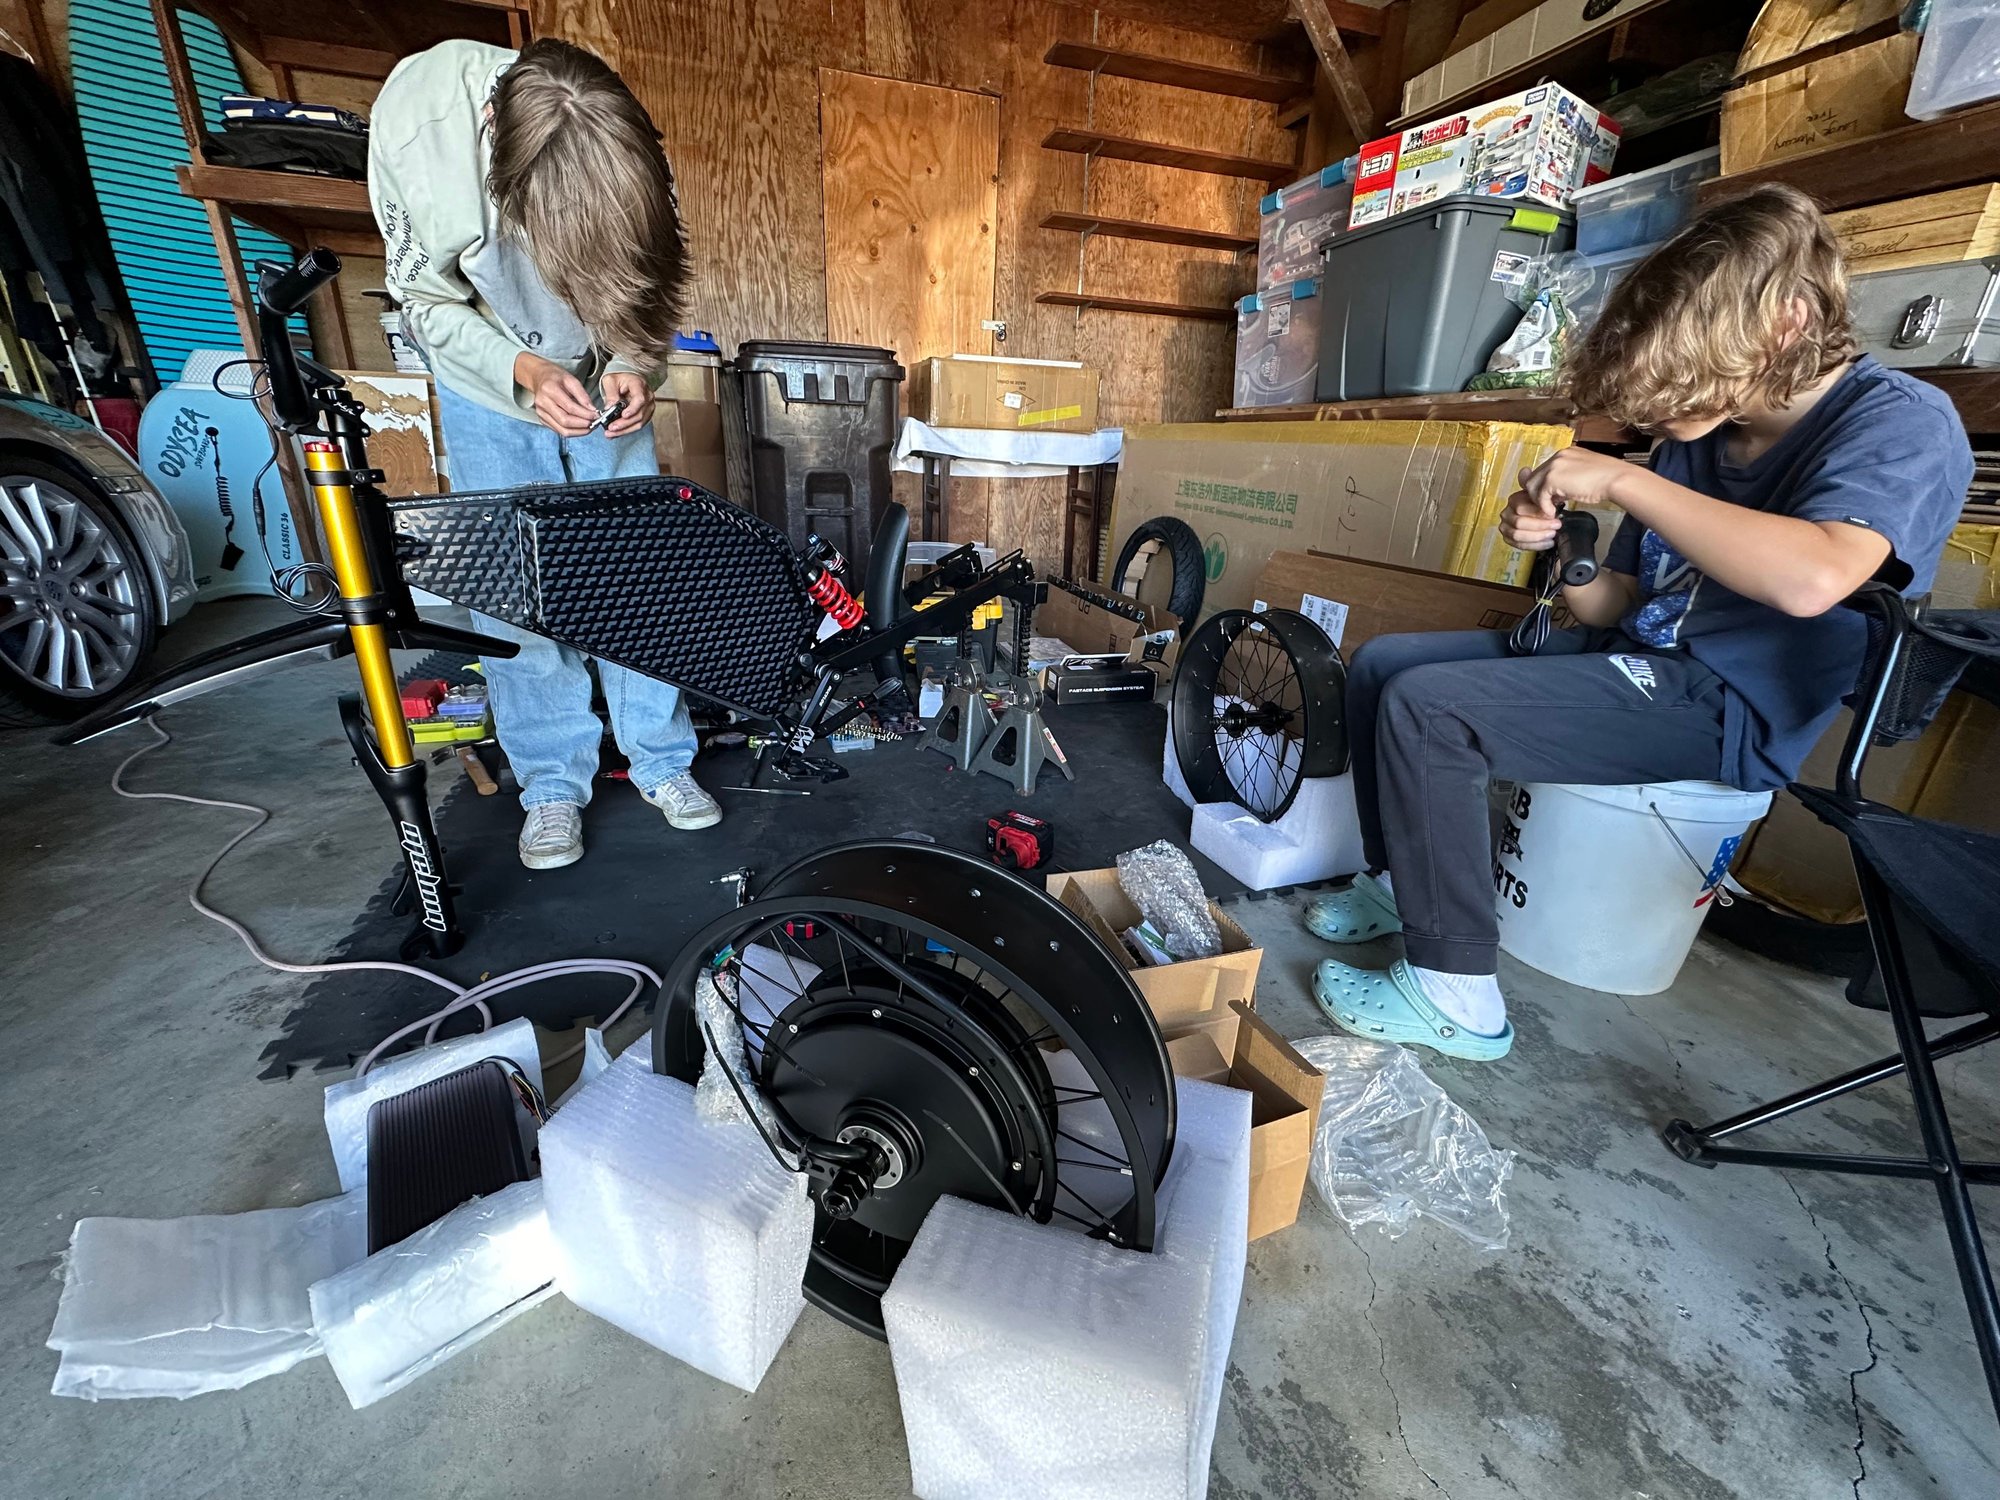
[257,701,1237,1078]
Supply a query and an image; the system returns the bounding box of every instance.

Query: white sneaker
[643,770,723,830]
[519,801,584,870]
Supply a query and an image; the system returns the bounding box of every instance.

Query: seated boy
[1302,184,1972,1060]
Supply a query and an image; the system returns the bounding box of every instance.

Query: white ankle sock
[1410,966,1507,1037]
[1373,870,1394,900]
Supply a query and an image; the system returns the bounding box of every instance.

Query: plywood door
[820,69,1000,361]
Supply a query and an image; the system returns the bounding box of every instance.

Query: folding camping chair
[1661,580,2000,1428]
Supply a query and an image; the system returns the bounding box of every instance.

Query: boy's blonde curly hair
[1562,183,1858,430]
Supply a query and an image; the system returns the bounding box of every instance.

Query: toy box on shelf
[1350,81,1619,230]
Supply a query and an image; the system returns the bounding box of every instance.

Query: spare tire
[1112,517,1205,632]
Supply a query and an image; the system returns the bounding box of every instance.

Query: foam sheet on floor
[258,701,1236,1077]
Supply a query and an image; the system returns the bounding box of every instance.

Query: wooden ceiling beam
[1293,0,1378,145]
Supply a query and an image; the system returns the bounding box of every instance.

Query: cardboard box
[1402,0,1655,120]
[909,355,1099,433]
[1107,420,1574,619]
[1259,167,1352,289]
[1827,184,2000,275]
[1234,279,1322,409]
[1251,548,1553,651]
[653,349,729,496]
[1033,578,1180,674]
[1352,81,1620,229]
[1044,659,1162,705]
[1045,867,1262,1023]
[1165,1002,1323,1241]
[1721,29,1921,174]
[1737,0,1904,78]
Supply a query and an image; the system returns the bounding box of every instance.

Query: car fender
[0,396,197,624]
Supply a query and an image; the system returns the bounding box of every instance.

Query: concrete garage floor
[3,599,1998,1499]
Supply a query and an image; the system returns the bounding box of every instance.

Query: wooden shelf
[1039,211,1255,254]
[1043,42,1308,104]
[1218,390,1634,444]
[1042,128,1298,183]
[1915,368,2000,437]
[1698,101,2000,216]
[177,162,381,256]
[1037,291,1236,322]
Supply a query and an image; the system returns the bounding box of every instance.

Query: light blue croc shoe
[1302,872,1401,943]
[1311,957,1514,1061]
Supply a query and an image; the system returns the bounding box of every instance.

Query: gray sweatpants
[1348,629,1729,974]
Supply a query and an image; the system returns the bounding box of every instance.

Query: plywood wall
[531,0,1309,572]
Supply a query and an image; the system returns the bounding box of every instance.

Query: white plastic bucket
[1493,779,1773,996]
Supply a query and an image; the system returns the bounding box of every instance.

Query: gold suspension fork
[302,441,413,767]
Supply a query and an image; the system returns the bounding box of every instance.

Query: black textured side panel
[365,1059,530,1252]
[390,487,538,624]
[390,477,819,715]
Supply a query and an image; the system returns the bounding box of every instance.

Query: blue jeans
[434,381,697,809]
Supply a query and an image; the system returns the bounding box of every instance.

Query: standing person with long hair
[368,37,721,871]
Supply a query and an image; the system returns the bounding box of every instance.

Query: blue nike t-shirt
[1602,356,1971,792]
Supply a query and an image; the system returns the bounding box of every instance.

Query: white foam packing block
[323,1017,543,1194]
[540,1047,812,1392]
[310,1178,558,1409]
[883,1076,1252,1500]
[1190,772,1366,891]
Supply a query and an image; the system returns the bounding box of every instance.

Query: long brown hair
[1563,183,1858,429]
[487,39,689,368]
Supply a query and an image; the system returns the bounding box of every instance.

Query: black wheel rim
[1171,608,1347,822]
[653,840,1175,1337]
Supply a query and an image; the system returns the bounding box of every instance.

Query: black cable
[207,355,340,614]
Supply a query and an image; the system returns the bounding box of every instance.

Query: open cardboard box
[1044,867,1258,1024]
[1045,869,1321,1238]
[1164,1002,1323,1241]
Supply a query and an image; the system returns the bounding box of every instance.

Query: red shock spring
[805,563,864,630]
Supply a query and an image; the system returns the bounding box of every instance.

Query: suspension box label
[1044,659,1162,705]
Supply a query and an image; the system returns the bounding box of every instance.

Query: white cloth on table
[893,419,1124,479]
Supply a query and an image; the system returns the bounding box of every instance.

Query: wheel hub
[1215,699,1294,737]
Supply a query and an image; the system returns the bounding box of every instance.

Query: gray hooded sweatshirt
[367,40,647,421]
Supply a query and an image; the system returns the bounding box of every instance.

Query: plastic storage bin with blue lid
[1569,147,1719,257]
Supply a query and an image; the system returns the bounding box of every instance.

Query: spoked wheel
[653,840,1176,1338]
[1171,607,1347,821]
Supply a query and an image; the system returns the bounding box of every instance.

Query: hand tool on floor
[985,810,1055,870]
[456,744,499,795]
[728,784,812,796]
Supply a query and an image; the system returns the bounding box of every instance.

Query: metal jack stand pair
[920,597,1072,795]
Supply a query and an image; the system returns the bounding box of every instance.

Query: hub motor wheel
[654,840,1176,1337]
[1171,607,1347,822]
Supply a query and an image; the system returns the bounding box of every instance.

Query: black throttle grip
[257,247,341,317]
[1553,508,1600,588]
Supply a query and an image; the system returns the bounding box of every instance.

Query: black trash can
[738,341,904,575]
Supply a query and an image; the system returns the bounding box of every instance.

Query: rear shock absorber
[805,562,864,631]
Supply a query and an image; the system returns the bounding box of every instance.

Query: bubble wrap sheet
[1116,841,1222,960]
[541,1048,811,1391]
[1292,1035,1514,1251]
[47,1192,367,1400]
[310,1179,557,1409]
[882,1077,1251,1500]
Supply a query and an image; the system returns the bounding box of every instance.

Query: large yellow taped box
[1107,420,1574,620]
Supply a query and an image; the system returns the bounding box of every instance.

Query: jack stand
[922,662,998,772]
[967,692,1073,794]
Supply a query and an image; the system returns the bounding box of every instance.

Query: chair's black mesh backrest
[1859,609,2000,745]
